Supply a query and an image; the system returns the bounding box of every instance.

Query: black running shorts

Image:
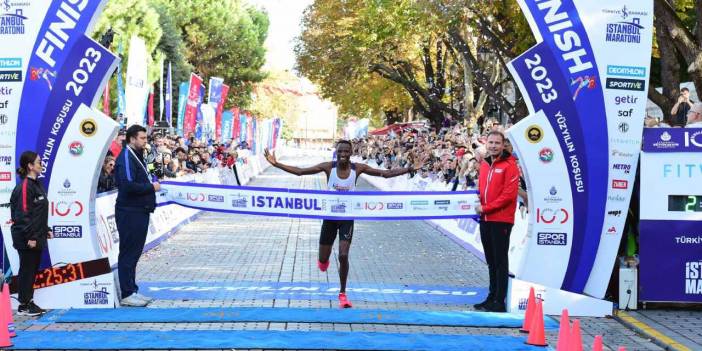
[319,220,354,245]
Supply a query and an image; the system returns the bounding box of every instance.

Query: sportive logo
[536,208,569,224]
[207,194,224,203]
[52,225,82,238]
[605,15,644,44]
[685,261,702,295]
[607,65,646,78]
[80,118,97,137]
[51,200,84,217]
[526,125,543,144]
[538,148,554,163]
[386,202,403,209]
[434,200,450,205]
[608,210,622,216]
[0,70,21,82]
[606,78,645,91]
[612,179,628,189]
[69,141,83,156]
[537,232,567,246]
[618,122,629,133]
[0,171,10,181]
[614,95,638,105]
[613,163,631,174]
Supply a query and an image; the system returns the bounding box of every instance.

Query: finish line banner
[158,182,479,220]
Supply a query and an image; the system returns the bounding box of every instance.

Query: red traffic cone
[1,284,16,337]
[0,293,12,348]
[592,335,603,351]
[520,287,537,333]
[556,309,570,351]
[570,319,583,351]
[525,300,547,347]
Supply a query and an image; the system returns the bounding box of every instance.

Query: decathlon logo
[607,65,646,78]
[51,201,83,217]
[52,225,82,238]
[537,232,567,246]
[536,208,569,224]
[685,261,702,295]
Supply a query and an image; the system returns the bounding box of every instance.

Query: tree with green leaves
[649,0,702,122]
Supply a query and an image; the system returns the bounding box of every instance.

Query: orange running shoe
[338,293,352,308]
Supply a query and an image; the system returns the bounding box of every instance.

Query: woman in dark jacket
[10,151,52,316]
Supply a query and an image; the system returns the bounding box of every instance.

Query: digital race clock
[9,258,111,293]
[668,195,702,212]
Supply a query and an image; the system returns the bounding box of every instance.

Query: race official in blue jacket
[114,125,160,307]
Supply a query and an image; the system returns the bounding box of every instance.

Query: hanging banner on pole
[125,35,149,127]
[165,62,172,128]
[177,82,188,136]
[183,73,202,137]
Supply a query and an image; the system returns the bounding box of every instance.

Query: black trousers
[116,209,150,298]
[479,221,513,304]
[231,164,241,186]
[17,249,42,304]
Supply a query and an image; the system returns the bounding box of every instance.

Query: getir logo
[686,261,702,294]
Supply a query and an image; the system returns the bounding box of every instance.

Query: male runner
[264,140,424,308]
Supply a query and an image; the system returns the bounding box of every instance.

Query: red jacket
[478,151,520,223]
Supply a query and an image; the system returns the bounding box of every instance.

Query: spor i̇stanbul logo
[538,148,554,163]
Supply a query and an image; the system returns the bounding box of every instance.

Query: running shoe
[338,293,352,308]
[317,259,329,272]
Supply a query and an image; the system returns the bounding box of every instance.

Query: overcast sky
[247,0,314,72]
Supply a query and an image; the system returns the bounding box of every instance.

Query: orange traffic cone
[592,335,603,351]
[570,319,583,351]
[1,283,16,337]
[0,292,11,348]
[556,309,570,351]
[520,287,537,333]
[525,300,547,347]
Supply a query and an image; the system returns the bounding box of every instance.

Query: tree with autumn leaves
[296,0,702,127]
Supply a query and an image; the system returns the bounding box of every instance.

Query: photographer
[670,88,695,127]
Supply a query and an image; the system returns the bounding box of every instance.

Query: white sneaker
[120,294,148,307]
[132,292,153,303]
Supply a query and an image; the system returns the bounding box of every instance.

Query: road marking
[616,311,692,351]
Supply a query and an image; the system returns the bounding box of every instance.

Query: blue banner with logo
[177,82,187,136]
[116,42,126,127]
[642,128,702,153]
[15,0,109,186]
[195,84,204,140]
[221,110,233,143]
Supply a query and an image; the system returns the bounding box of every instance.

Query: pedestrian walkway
[12,154,675,350]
